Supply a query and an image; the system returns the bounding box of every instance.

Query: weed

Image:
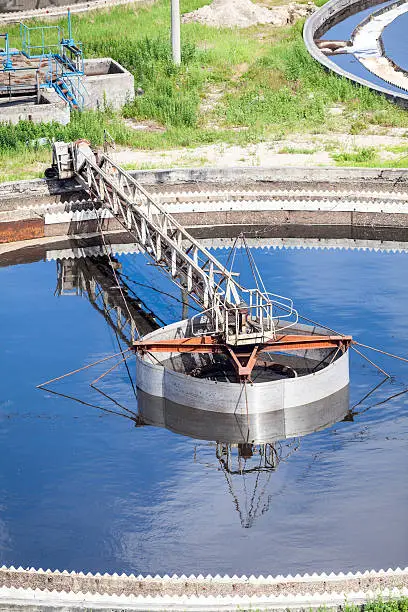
[385,145,408,154]
[332,147,378,165]
[349,119,368,134]
[278,146,316,154]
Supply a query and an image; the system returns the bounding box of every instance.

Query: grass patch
[385,144,408,154]
[0,148,50,182]
[278,146,316,154]
[354,597,408,612]
[377,156,408,168]
[317,598,408,612]
[332,146,379,166]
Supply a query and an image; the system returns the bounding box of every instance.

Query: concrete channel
[0,565,407,611]
[2,166,408,244]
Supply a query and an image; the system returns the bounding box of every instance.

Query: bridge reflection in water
[54,251,352,529]
[137,386,350,528]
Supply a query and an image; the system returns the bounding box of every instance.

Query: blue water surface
[382,12,408,72]
[329,53,408,94]
[0,245,407,576]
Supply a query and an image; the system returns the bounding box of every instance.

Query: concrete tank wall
[135,318,350,414]
[83,58,135,111]
[0,91,70,126]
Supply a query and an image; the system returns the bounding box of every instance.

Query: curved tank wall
[135,318,350,414]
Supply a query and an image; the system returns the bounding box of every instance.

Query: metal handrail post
[36,70,40,104]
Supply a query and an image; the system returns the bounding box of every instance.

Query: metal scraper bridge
[51,140,352,389]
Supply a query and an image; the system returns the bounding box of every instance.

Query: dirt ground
[110,129,408,170]
[182,0,315,28]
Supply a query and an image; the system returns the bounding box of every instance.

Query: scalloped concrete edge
[2,165,408,245]
[0,586,407,611]
[303,0,408,107]
[0,565,407,610]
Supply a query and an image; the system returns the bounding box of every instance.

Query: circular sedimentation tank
[0,167,408,591]
[304,0,408,105]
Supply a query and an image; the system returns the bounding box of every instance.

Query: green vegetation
[254,598,408,612]
[278,145,316,154]
[1,0,408,181]
[332,146,378,165]
[343,597,408,612]
[330,145,408,167]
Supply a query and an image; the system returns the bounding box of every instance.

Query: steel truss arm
[53,141,298,344]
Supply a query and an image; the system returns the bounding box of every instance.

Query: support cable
[38,385,136,421]
[90,354,139,417]
[352,385,408,417]
[94,206,140,339]
[119,270,200,314]
[37,349,132,388]
[94,206,138,398]
[242,234,268,296]
[98,209,207,312]
[351,376,390,412]
[351,346,390,378]
[354,341,408,365]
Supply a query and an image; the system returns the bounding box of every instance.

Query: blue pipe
[0,33,13,70]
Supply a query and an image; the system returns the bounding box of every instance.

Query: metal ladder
[47,56,87,110]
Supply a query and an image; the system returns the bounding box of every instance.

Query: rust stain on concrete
[0,219,44,244]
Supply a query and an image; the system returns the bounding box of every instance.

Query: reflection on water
[137,386,351,529]
[0,239,407,576]
[137,387,350,444]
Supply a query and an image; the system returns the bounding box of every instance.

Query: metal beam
[133,334,353,354]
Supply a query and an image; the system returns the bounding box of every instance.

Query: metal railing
[191,291,298,344]
[20,23,63,59]
[46,55,87,109]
